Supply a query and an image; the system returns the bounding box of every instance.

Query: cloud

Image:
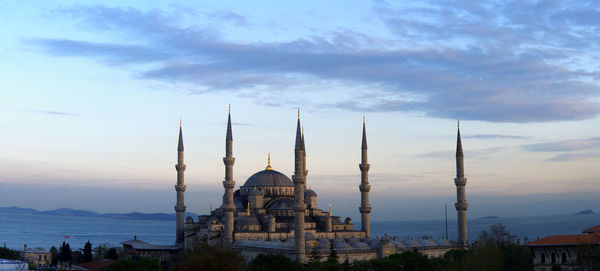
[28,2,600,122]
[546,153,600,162]
[23,109,76,116]
[523,138,600,152]
[463,134,529,139]
[522,137,600,161]
[416,147,505,160]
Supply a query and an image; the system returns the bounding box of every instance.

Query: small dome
[243,170,294,187]
[238,215,260,225]
[268,198,295,209]
[419,239,437,246]
[304,189,317,198]
[403,239,420,247]
[436,239,452,245]
[352,242,369,249]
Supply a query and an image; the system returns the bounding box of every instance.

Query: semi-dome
[304,189,317,198]
[243,169,294,187]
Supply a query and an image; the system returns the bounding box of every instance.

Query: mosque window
[551,252,556,263]
[561,252,567,263]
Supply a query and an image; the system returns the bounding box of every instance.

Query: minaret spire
[222,107,236,246]
[174,121,187,245]
[454,122,468,249]
[359,116,371,237]
[292,109,307,263]
[266,153,273,170]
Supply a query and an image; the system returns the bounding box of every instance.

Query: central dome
[243,169,294,187]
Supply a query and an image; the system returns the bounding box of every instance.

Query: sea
[1,210,598,251]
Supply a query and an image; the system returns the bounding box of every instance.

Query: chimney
[134,235,137,241]
[24,244,27,251]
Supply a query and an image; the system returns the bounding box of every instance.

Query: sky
[0,0,599,222]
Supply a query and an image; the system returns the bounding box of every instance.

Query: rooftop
[527,232,600,247]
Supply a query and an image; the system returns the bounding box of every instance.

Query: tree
[81,241,93,263]
[59,242,72,263]
[106,247,119,260]
[169,242,245,271]
[477,224,514,249]
[0,246,19,260]
[107,257,161,271]
[248,254,302,271]
[501,244,532,271]
[93,244,109,261]
[49,246,59,266]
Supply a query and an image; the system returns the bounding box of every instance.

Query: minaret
[292,110,307,263]
[222,107,236,246]
[302,126,307,189]
[454,121,468,249]
[359,116,371,238]
[174,120,187,245]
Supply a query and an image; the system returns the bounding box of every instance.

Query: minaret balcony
[175,164,186,171]
[359,164,370,171]
[223,180,235,189]
[455,202,468,210]
[454,177,467,186]
[359,206,372,213]
[359,184,371,192]
[222,157,235,165]
[175,184,187,192]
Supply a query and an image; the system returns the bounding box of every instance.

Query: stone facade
[527,225,600,271]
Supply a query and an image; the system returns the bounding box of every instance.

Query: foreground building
[174,110,463,263]
[18,245,50,268]
[527,225,600,271]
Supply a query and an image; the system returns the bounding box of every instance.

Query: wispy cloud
[28,2,600,123]
[523,138,600,152]
[415,147,505,160]
[22,109,76,116]
[522,137,600,161]
[464,134,529,139]
[546,153,600,162]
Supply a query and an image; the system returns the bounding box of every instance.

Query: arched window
[561,252,567,263]
[541,252,546,264]
[551,252,556,263]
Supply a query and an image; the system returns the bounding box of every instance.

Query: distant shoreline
[0,206,197,221]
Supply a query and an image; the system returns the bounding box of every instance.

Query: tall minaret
[301,126,308,189]
[292,110,307,263]
[359,116,371,238]
[174,120,187,245]
[454,121,469,249]
[222,107,236,246]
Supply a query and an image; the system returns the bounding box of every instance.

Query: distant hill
[574,209,595,215]
[0,206,197,221]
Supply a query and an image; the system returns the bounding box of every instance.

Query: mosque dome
[304,189,317,198]
[243,169,294,187]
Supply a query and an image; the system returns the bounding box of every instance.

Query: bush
[169,243,245,271]
[248,254,302,271]
[106,257,161,271]
[0,247,19,260]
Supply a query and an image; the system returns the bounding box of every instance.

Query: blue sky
[0,0,599,221]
